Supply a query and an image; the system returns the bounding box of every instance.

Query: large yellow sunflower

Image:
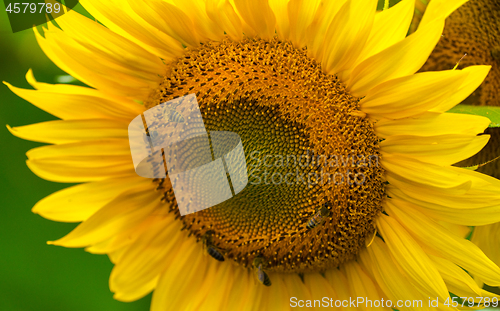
[6,0,500,310]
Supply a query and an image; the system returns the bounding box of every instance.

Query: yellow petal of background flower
[359,70,467,119]
[233,0,276,40]
[347,19,444,97]
[49,190,160,248]
[375,112,491,138]
[32,176,152,222]
[376,215,450,301]
[7,119,129,144]
[321,0,376,75]
[79,0,184,60]
[381,134,489,165]
[385,199,500,286]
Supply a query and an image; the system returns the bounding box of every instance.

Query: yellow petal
[206,0,244,42]
[359,0,414,61]
[113,224,198,302]
[233,0,276,39]
[26,139,134,182]
[126,0,200,47]
[151,258,222,311]
[375,112,491,138]
[347,19,444,97]
[471,223,500,272]
[172,0,225,41]
[429,255,482,297]
[387,186,500,226]
[32,176,152,222]
[4,82,141,121]
[49,190,160,248]
[376,214,450,301]
[34,30,149,99]
[86,214,167,254]
[54,9,164,77]
[304,0,347,61]
[24,69,144,114]
[287,0,322,48]
[194,261,235,311]
[303,274,338,305]
[418,0,468,29]
[225,269,255,311]
[430,66,492,112]
[27,139,130,158]
[383,155,473,195]
[283,274,312,306]
[7,119,128,144]
[79,0,184,60]
[321,0,376,75]
[361,238,442,311]
[269,0,290,40]
[384,199,500,286]
[344,261,392,311]
[359,70,467,119]
[381,134,489,166]
[324,269,357,311]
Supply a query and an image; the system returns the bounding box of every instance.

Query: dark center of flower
[145,37,385,273]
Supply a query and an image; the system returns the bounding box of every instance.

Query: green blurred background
[0,3,151,310]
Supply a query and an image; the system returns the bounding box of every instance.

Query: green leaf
[447,105,500,128]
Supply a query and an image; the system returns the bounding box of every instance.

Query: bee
[306,203,330,230]
[163,104,185,123]
[253,256,271,286]
[143,130,159,148]
[201,231,225,261]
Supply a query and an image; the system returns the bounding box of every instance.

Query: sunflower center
[145,37,385,273]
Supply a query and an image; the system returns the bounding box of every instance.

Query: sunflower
[6,0,500,310]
